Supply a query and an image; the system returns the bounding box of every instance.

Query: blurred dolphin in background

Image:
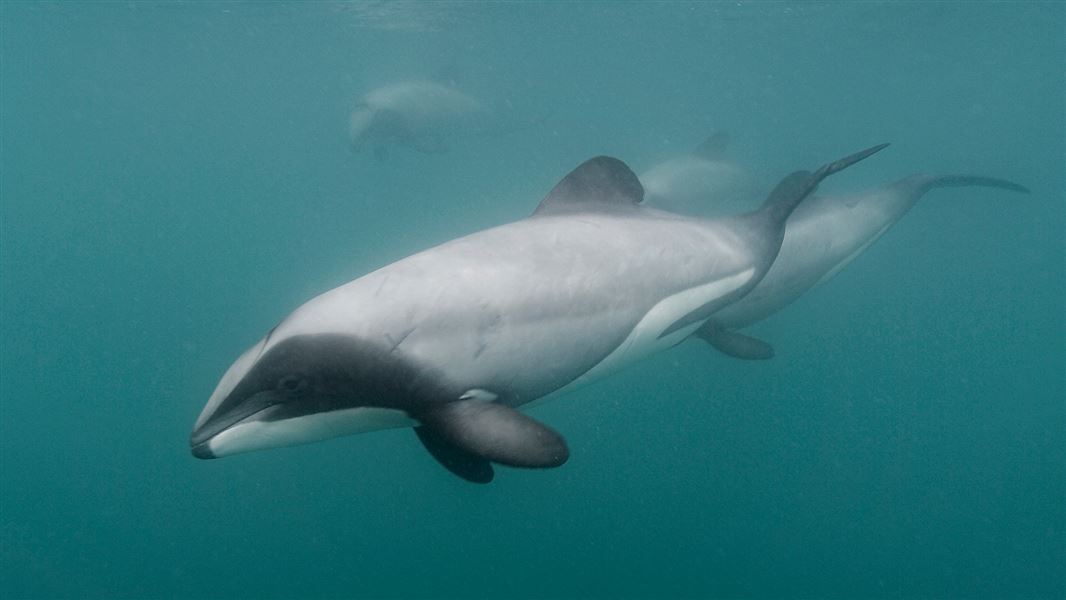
[348,80,488,159]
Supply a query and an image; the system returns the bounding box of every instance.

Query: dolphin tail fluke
[758,143,890,226]
[893,174,1031,198]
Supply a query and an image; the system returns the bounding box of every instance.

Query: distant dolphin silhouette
[348,80,486,159]
[190,145,886,482]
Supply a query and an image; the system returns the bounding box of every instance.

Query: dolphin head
[189,331,429,459]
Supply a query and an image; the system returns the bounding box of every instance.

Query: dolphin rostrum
[697,174,1030,359]
[190,144,887,482]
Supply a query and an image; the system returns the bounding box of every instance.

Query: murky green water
[2,2,1063,598]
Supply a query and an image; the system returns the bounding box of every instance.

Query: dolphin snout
[189,423,219,459]
[190,440,216,460]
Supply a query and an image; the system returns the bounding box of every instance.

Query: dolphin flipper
[696,321,775,360]
[414,425,495,483]
[416,400,569,469]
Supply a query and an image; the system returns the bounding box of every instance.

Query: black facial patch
[191,334,452,445]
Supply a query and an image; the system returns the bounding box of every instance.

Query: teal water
[1,2,1063,598]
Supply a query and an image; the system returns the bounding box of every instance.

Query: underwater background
[1,2,1063,598]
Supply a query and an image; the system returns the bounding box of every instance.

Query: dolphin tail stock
[891,173,1031,200]
[757,143,891,226]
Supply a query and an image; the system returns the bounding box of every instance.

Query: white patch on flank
[208,407,413,457]
[460,389,498,402]
[547,267,756,401]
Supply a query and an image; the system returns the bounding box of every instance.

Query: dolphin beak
[189,421,221,459]
[188,391,281,460]
[190,440,216,460]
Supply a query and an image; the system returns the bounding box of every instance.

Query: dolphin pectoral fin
[417,400,569,469]
[414,425,495,484]
[696,321,775,360]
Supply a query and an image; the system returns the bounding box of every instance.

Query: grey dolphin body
[697,174,1030,359]
[348,80,486,159]
[190,145,885,482]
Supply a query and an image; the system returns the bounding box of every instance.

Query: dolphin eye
[277,374,308,394]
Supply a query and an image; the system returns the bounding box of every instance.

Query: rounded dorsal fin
[533,156,645,216]
[693,131,730,160]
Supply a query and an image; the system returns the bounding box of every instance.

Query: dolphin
[640,132,762,217]
[348,80,486,159]
[189,144,886,482]
[696,174,1030,359]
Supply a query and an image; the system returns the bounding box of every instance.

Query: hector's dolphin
[348,80,486,159]
[640,132,762,217]
[190,144,886,482]
[697,174,1030,359]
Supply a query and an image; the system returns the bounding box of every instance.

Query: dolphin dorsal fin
[693,131,730,160]
[533,156,644,216]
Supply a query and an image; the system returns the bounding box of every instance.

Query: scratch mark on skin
[257,325,278,361]
[473,309,501,359]
[373,274,391,298]
[385,327,415,354]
